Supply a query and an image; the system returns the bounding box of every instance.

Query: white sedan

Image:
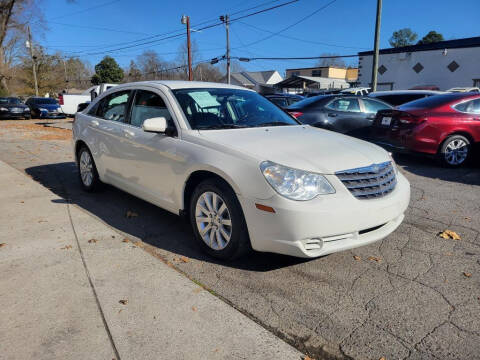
[73,81,410,260]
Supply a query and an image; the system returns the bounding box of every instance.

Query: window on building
[312,70,322,77]
[291,71,300,77]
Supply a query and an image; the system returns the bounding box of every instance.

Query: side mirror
[77,102,90,112]
[143,117,167,133]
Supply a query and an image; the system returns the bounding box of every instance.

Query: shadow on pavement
[25,161,310,272]
[393,152,480,186]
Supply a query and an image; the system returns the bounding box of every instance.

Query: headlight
[57,107,62,111]
[0,107,8,111]
[38,108,47,112]
[388,152,398,174]
[260,161,335,201]
[24,108,29,111]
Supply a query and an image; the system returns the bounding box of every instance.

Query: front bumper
[238,171,410,258]
[0,111,30,119]
[37,111,65,119]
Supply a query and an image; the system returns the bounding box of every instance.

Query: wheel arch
[438,131,475,153]
[74,139,88,163]
[181,168,240,215]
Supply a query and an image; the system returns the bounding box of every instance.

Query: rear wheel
[439,135,471,167]
[77,146,102,192]
[189,179,250,260]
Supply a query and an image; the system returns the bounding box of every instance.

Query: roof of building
[230,70,280,86]
[359,36,480,56]
[274,75,349,89]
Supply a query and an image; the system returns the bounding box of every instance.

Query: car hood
[36,103,59,110]
[197,125,390,174]
[1,103,28,109]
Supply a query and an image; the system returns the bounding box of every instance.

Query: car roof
[370,90,445,96]
[110,80,252,91]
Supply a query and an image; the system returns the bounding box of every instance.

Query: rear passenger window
[326,98,360,112]
[454,99,480,114]
[362,98,391,113]
[98,90,131,122]
[130,90,174,128]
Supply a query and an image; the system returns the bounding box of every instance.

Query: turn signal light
[255,203,276,213]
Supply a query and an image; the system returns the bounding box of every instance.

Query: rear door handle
[91,120,99,127]
[327,113,337,117]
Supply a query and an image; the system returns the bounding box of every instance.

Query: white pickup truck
[59,83,118,116]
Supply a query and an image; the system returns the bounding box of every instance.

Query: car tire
[438,135,471,167]
[189,178,251,260]
[77,146,102,192]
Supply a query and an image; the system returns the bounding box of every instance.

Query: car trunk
[371,109,427,149]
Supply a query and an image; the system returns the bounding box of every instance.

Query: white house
[229,70,283,93]
[358,36,480,91]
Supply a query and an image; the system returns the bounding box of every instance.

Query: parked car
[0,97,31,120]
[59,83,118,116]
[73,81,410,260]
[304,90,341,97]
[265,93,304,109]
[368,90,445,106]
[25,97,65,119]
[286,95,392,138]
[340,87,371,96]
[409,85,440,91]
[447,87,480,93]
[372,92,480,167]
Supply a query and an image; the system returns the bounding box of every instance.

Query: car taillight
[59,94,64,105]
[288,111,303,119]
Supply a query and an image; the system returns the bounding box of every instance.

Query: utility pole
[181,15,193,81]
[370,0,382,92]
[220,15,230,84]
[26,26,39,96]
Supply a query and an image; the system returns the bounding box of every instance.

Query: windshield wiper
[254,121,292,127]
[197,124,249,130]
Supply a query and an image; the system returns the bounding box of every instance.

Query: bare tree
[0,0,44,94]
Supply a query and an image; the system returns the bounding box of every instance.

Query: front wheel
[189,179,251,260]
[439,135,471,167]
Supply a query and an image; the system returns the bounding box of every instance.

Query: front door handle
[91,120,99,126]
[123,129,135,138]
[327,113,337,117]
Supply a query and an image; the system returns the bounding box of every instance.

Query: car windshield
[35,98,58,105]
[7,97,22,104]
[172,88,299,130]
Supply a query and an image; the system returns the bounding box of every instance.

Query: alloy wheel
[195,191,232,250]
[444,139,468,165]
[79,151,94,187]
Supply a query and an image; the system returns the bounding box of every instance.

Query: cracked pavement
[1,119,479,360]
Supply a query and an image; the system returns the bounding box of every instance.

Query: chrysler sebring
[73,81,410,260]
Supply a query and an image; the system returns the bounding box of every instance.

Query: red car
[373,93,480,167]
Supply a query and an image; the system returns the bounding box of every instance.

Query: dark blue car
[25,97,65,119]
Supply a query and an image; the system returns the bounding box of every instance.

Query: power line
[32,0,120,23]
[48,21,152,36]
[60,0,293,57]
[232,0,337,50]
[237,20,368,50]
[62,0,299,57]
[233,54,358,61]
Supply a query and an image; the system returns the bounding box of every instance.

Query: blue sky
[35,0,480,76]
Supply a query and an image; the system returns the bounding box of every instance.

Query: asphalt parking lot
[0,119,479,360]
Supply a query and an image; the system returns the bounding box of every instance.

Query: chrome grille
[335,161,396,199]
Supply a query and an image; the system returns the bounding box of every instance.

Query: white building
[358,36,480,91]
